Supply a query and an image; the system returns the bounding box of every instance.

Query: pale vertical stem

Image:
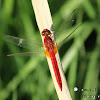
[31,0,72,100]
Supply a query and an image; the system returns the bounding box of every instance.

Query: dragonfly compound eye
[42,29,50,36]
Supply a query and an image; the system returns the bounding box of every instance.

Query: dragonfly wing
[58,24,82,49]
[5,35,43,52]
[55,9,82,46]
[7,52,45,57]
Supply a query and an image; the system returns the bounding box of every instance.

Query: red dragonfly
[5,9,81,91]
[6,29,63,91]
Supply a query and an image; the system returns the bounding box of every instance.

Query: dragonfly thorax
[44,36,54,52]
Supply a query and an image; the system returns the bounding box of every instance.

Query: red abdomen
[44,36,62,91]
[50,51,62,91]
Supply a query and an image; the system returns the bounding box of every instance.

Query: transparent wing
[56,9,79,33]
[7,52,45,57]
[58,24,82,48]
[4,35,43,52]
[55,9,82,46]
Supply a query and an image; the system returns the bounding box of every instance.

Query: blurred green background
[0,0,100,100]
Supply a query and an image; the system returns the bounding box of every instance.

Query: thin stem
[31,0,72,100]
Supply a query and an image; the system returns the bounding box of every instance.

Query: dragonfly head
[41,29,50,37]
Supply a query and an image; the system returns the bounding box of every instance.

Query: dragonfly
[5,9,82,91]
